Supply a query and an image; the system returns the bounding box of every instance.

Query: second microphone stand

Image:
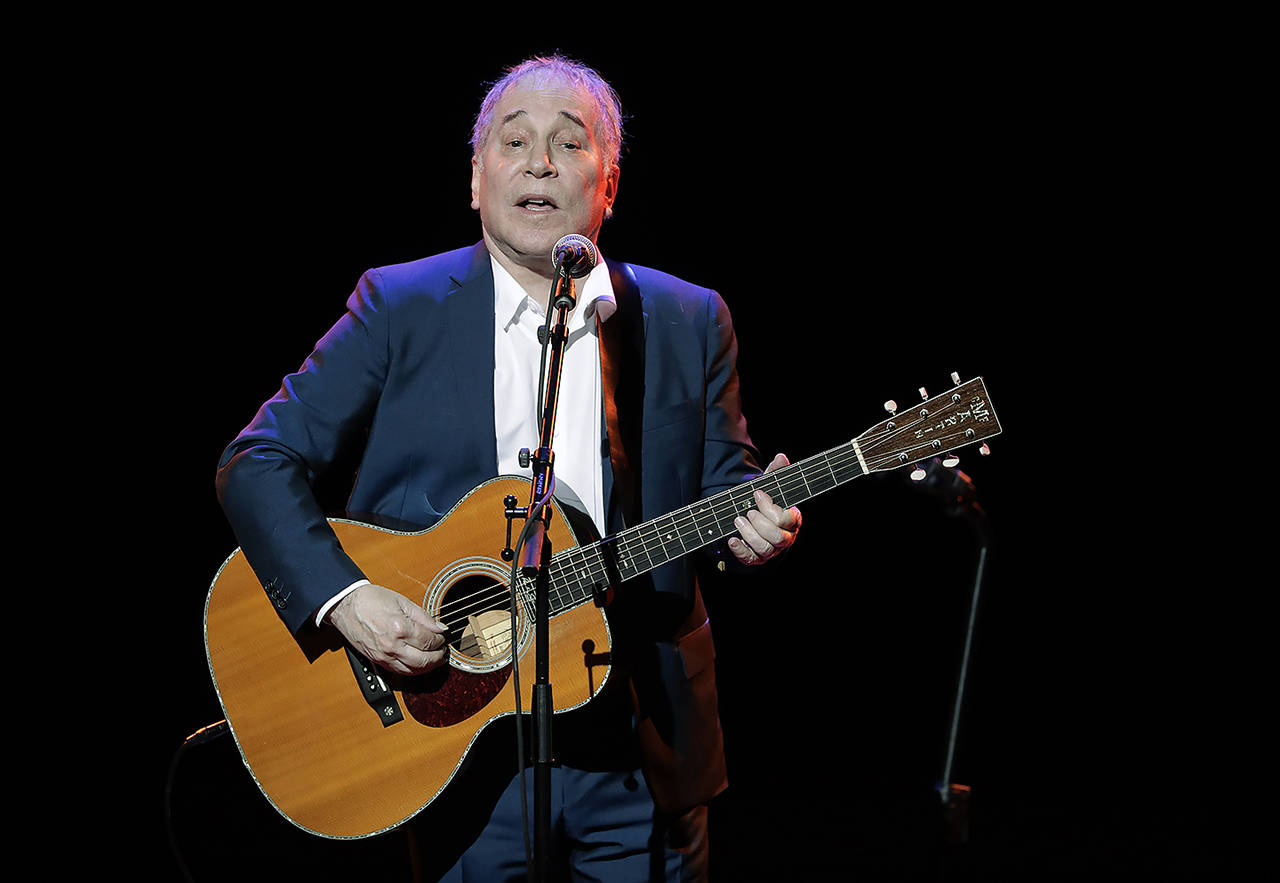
[516,266,578,883]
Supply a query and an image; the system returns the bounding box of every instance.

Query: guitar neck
[544,442,864,613]
[542,374,1000,615]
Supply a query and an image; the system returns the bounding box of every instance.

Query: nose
[524,149,556,178]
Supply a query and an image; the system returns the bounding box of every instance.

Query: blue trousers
[436,764,708,882]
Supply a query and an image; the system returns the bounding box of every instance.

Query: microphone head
[552,234,598,279]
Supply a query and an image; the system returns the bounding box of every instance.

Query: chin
[514,227,578,261]
[487,214,598,266]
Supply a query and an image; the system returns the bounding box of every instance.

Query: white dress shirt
[491,253,616,539]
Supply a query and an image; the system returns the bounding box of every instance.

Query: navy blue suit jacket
[217,241,762,809]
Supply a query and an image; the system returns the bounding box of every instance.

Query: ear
[470,156,482,211]
[603,165,620,218]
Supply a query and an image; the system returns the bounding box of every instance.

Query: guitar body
[204,477,611,839]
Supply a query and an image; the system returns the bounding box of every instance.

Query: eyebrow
[500,109,588,130]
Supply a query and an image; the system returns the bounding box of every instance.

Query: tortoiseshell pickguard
[400,660,513,727]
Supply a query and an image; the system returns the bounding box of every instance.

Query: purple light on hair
[470,55,624,172]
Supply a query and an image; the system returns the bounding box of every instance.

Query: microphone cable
[164,719,230,881]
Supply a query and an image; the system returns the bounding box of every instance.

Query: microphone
[552,234,598,279]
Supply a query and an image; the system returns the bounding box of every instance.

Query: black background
[73,26,1247,882]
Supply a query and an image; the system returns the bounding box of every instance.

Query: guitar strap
[598,261,645,533]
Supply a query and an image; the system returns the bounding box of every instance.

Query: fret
[560,545,604,610]
[791,463,812,502]
[818,450,841,488]
[727,485,756,520]
[834,447,863,484]
[689,498,721,546]
[620,530,655,579]
[800,457,838,496]
[628,522,674,571]
[550,554,584,612]
[652,511,688,562]
[611,533,644,584]
[751,471,779,509]
[580,546,607,597]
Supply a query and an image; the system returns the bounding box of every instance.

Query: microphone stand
[519,266,577,883]
[938,474,988,849]
[908,460,990,859]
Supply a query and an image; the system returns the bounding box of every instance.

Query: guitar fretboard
[538,441,867,614]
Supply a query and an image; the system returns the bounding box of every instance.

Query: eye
[506,139,525,149]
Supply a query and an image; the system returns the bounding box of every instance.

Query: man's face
[471,74,618,280]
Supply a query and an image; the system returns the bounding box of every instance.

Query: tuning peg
[884,400,898,416]
[950,371,960,385]
[942,452,960,468]
[910,465,927,481]
[979,443,991,456]
[919,386,929,401]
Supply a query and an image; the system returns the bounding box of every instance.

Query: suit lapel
[446,242,499,479]
[600,259,646,530]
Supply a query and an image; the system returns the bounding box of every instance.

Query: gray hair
[471,55,624,172]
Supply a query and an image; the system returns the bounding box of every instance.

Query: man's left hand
[727,453,802,566]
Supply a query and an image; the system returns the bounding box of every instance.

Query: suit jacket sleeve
[700,289,758,496]
[698,289,766,575]
[215,271,391,634]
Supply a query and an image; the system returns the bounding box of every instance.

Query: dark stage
[93,36,1242,881]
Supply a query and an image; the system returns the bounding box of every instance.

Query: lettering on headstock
[855,377,1000,473]
[913,394,994,441]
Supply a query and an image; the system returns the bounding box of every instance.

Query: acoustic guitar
[204,374,1002,838]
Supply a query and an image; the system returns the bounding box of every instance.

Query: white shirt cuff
[315,579,370,627]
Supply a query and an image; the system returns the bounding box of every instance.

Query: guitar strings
[432,449,850,644]
[527,400,961,585]
[598,433,896,570]
[503,436,894,599]
[434,447,865,649]
[432,409,984,649]
[607,391,984,586]
[590,409,978,582]
[435,448,897,626]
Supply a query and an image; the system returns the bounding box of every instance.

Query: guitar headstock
[853,374,1002,474]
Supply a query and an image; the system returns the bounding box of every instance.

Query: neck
[482,234,561,310]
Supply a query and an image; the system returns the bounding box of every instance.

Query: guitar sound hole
[438,574,518,662]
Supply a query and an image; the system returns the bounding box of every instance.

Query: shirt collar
[491,252,617,329]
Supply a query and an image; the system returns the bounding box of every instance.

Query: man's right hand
[326,583,449,676]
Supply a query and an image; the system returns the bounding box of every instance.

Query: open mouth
[517,196,558,211]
